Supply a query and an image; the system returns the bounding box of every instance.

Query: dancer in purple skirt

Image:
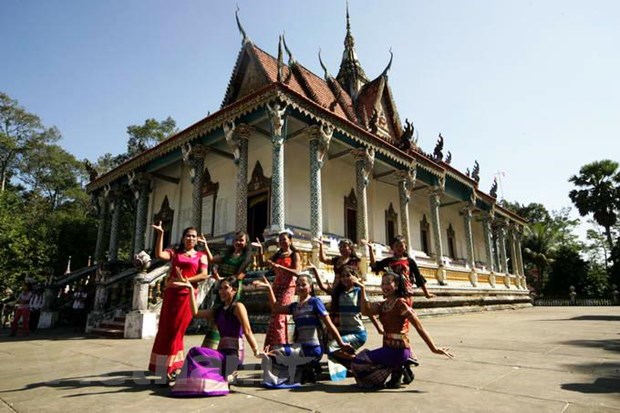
[170,272,262,396]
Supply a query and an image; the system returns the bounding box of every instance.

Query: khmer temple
[79,9,530,338]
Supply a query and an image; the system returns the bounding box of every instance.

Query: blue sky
[2,0,619,230]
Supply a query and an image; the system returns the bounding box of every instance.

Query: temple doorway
[247,192,269,242]
[246,161,271,242]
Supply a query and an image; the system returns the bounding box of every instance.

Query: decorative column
[481,211,496,287]
[496,221,510,287]
[93,189,109,264]
[225,122,252,232]
[182,142,208,231]
[396,166,417,256]
[461,200,477,287]
[129,172,151,257]
[308,123,333,264]
[508,224,520,288]
[352,147,375,243]
[267,101,288,233]
[516,230,526,288]
[429,177,447,284]
[107,192,122,261]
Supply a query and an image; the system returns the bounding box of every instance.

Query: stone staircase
[89,315,126,339]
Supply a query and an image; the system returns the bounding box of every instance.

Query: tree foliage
[0,92,60,192]
[126,116,177,157]
[0,92,96,293]
[569,160,620,251]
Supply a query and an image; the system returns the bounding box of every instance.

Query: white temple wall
[440,205,464,260]
[248,135,273,177]
[284,139,311,231]
[321,158,356,237]
[409,191,432,254]
[368,180,399,245]
[204,152,237,237]
[146,162,183,247]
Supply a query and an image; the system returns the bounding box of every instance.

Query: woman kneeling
[171,273,261,396]
[352,271,453,389]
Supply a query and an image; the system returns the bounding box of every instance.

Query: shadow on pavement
[0,370,171,398]
[289,382,426,394]
[0,327,93,342]
[562,377,620,394]
[569,315,620,322]
[561,338,620,352]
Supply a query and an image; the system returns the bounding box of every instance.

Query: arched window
[420,214,430,255]
[385,202,398,244]
[344,188,357,242]
[447,223,457,259]
[153,196,174,249]
[201,167,219,237]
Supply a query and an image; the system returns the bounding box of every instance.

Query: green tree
[501,200,550,223]
[0,92,58,192]
[523,220,563,292]
[569,160,620,252]
[0,191,55,289]
[545,244,589,296]
[19,141,86,209]
[126,116,177,157]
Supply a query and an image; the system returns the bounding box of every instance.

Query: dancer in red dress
[148,223,209,383]
[254,231,301,350]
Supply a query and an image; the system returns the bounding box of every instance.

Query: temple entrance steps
[88,314,126,338]
[242,283,532,331]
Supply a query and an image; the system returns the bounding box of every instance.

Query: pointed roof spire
[282,32,296,65]
[336,2,368,100]
[318,49,331,79]
[236,6,251,45]
[381,49,393,78]
[277,35,284,82]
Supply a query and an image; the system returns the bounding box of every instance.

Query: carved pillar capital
[351,147,375,189]
[225,121,252,165]
[267,101,288,141]
[307,123,333,168]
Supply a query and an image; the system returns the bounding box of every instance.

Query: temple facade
[87,11,528,295]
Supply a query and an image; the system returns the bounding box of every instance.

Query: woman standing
[171,274,262,397]
[148,223,209,383]
[254,231,301,350]
[369,235,434,299]
[10,283,32,337]
[351,272,453,389]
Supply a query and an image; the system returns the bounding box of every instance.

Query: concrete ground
[0,306,618,413]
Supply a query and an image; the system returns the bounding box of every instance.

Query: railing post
[85,264,109,334]
[124,253,158,339]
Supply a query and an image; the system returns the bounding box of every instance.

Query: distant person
[29,287,45,331]
[11,283,33,337]
[71,285,88,331]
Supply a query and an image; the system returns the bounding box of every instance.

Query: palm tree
[523,221,563,292]
[569,160,620,252]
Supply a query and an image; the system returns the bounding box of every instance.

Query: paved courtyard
[0,306,618,413]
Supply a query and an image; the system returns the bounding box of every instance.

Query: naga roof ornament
[235,7,251,45]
